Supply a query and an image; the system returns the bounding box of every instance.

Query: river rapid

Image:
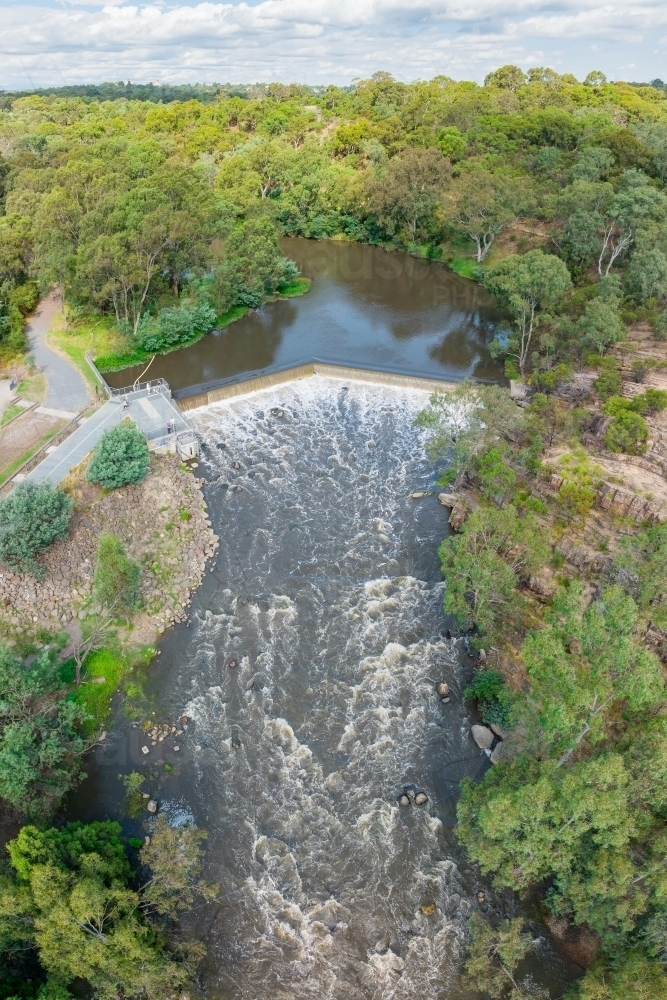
[71,375,572,998]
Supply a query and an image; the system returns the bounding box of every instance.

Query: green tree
[448,170,516,263]
[0,645,87,818]
[484,251,572,376]
[626,248,667,303]
[563,210,603,268]
[0,481,72,578]
[573,953,667,1000]
[86,421,150,490]
[484,65,527,90]
[213,217,299,311]
[93,532,141,619]
[415,381,526,486]
[571,147,614,182]
[365,147,450,241]
[604,410,649,454]
[462,913,532,999]
[438,506,547,640]
[521,584,663,764]
[576,297,625,354]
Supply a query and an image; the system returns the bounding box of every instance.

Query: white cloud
[0,0,664,89]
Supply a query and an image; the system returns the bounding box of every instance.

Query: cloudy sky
[1,0,666,91]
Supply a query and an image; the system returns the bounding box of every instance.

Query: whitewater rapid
[162,377,484,999]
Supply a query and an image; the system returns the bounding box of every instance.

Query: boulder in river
[414,792,428,806]
[147,799,158,814]
[411,492,425,499]
[398,794,410,807]
[180,715,188,724]
[441,696,451,704]
[471,725,494,749]
[436,682,449,697]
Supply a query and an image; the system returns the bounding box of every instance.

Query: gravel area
[0,455,218,638]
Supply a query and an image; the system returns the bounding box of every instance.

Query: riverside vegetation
[0,426,218,1000]
[4,65,667,998]
[416,377,667,998]
[3,67,667,376]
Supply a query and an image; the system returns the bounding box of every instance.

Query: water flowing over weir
[172,376,487,1000]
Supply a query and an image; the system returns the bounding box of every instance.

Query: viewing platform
[21,379,198,488]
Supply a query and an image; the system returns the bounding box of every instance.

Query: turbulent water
[148,376,488,1000]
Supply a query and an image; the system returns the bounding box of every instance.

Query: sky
[0,0,666,92]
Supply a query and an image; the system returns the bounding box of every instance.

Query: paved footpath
[26,294,90,413]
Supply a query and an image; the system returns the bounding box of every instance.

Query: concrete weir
[177,361,459,412]
[14,362,457,489]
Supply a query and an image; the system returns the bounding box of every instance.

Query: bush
[602,395,633,417]
[137,300,217,353]
[86,420,149,489]
[631,388,667,415]
[93,532,141,618]
[464,670,512,729]
[594,367,622,400]
[0,481,72,576]
[604,410,649,454]
[557,481,597,517]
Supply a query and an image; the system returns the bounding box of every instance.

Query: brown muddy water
[65,376,578,999]
[105,238,504,396]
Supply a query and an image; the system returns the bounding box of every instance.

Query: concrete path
[27,400,123,486]
[27,388,189,486]
[26,294,90,413]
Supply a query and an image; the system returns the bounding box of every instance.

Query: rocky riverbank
[0,455,218,642]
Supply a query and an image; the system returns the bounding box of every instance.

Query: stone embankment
[0,455,218,638]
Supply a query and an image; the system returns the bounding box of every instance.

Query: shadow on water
[105,239,504,395]
[65,378,579,1000]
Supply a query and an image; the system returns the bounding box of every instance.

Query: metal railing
[84,352,112,399]
[0,414,82,494]
[109,379,170,398]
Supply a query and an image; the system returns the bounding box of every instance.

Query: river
[68,373,576,999]
[105,238,503,396]
[76,243,575,996]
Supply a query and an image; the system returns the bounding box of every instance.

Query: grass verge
[449,258,483,280]
[95,304,249,373]
[0,404,24,427]
[0,425,64,485]
[66,643,156,733]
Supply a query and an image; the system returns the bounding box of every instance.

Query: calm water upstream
[68,377,575,999]
[105,239,503,395]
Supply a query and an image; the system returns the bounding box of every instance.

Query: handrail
[0,414,82,494]
[109,379,170,397]
[84,351,112,398]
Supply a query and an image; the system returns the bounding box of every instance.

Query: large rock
[438,493,459,508]
[471,725,494,749]
[509,380,530,406]
[449,501,470,532]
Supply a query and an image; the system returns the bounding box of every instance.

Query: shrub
[557,481,597,517]
[0,481,72,577]
[631,359,650,383]
[594,367,622,400]
[631,388,667,415]
[464,670,512,729]
[602,395,633,417]
[93,532,141,618]
[605,410,649,454]
[137,300,217,353]
[87,420,150,489]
